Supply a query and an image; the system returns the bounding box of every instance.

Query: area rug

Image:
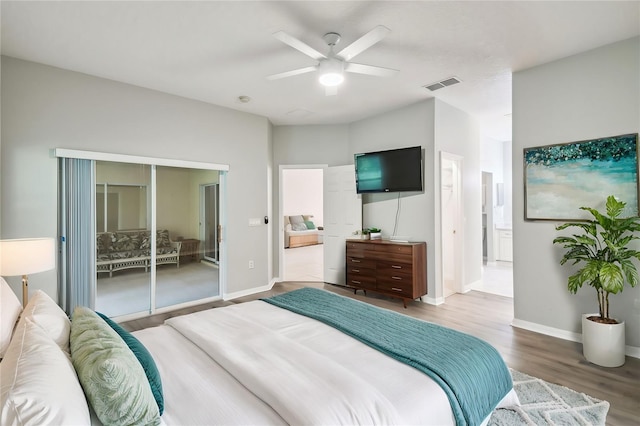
[488,369,610,425]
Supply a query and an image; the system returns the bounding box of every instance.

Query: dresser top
[346,239,425,246]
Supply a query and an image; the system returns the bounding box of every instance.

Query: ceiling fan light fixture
[318,58,344,87]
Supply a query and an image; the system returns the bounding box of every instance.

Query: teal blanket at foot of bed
[263,288,512,426]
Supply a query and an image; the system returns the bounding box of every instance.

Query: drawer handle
[391,287,403,292]
[352,269,360,273]
[392,276,402,280]
[391,265,402,269]
[351,280,361,284]
[351,259,361,263]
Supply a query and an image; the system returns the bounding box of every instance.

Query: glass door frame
[55,148,229,322]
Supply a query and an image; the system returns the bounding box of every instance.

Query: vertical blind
[59,158,95,314]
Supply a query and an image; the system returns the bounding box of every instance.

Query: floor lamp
[0,238,56,307]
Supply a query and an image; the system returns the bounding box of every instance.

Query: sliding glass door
[93,161,221,318]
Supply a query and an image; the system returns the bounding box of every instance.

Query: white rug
[489,369,609,425]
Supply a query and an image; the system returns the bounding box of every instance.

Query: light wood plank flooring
[122,281,640,425]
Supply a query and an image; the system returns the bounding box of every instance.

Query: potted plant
[553,195,640,367]
[368,227,382,240]
[361,228,371,240]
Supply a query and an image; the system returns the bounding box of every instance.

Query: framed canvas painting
[524,133,639,221]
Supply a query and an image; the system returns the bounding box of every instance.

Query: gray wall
[1,56,272,299]
[273,99,483,302]
[513,37,640,349]
[434,99,482,291]
[349,100,438,298]
[271,124,350,277]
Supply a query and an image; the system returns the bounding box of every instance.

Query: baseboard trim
[224,282,275,301]
[511,318,640,359]
[424,296,445,305]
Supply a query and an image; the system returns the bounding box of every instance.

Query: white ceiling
[2,1,639,142]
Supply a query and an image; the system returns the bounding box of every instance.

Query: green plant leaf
[605,195,625,218]
[620,258,639,288]
[567,272,583,294]
[599,262,624,294]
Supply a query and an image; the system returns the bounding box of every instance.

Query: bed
[0,281,519,426]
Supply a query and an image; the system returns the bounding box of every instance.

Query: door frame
[439,151,464,297]
[278,164,327,282]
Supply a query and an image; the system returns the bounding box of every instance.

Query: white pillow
[21,290,71,354]
[0,277,22,359]
[0,318,90,425]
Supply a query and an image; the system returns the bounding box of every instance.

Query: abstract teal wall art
[524,133,639,221]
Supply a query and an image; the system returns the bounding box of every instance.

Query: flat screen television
[354,146,423,194]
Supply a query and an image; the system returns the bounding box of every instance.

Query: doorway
[440,152,464,297]
[280,166,325,282]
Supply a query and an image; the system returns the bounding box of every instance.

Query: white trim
[626,345,640,359]
[511,318,640,360]
[511,318,582,342]
[462,280,479,293]
[224,282,275,301]
[54,148,229,171]
[424,296,445,305]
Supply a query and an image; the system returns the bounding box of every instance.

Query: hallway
[472,261,514,298]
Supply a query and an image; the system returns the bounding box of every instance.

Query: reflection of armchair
[97,230,181,277]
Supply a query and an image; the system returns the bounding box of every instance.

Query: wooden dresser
[345,239,427,307]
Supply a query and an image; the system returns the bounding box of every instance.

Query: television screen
[354,146,423,194]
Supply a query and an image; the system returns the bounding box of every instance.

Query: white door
[323,165,362,285]
[440,152,464,296]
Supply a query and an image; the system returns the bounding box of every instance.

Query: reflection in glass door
[95,161,221,317]
[202,184,219,264]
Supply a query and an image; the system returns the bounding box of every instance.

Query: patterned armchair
[96,229,181,277]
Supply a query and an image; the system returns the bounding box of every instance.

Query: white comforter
[134,300,517,425]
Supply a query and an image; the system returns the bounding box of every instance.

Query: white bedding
[133,300,518,425]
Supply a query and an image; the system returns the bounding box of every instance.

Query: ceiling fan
[267,25,398,95]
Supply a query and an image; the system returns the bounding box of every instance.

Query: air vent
[424,76,461,92]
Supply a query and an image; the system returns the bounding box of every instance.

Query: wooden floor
[122,281,640,425]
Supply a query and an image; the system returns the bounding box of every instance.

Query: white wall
[1,56,272,300]
[513,37,640,350]
[283,169,323,226]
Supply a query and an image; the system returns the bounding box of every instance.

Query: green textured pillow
[97,312,164,415]
[304,220,316,230]
[70,307,160,426]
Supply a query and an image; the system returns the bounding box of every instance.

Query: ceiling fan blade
[273,31,326,60]
[345,62,398,77]
[266,66,317,80]
[337,25,390,61]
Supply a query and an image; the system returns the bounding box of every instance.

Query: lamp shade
[0,238,56,276]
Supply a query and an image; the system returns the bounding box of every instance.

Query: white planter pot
[370,232,382,240]
[582,313,625,367]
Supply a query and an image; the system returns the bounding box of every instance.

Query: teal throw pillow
[70,307,160,426]
[97,312,164,415]
[304,220,316,230]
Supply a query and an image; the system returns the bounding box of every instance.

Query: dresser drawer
[378,262,412,275]
[346,257,377,269]
[376,279,413,297]
[374,244,413,255]
[346,274,377,290]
